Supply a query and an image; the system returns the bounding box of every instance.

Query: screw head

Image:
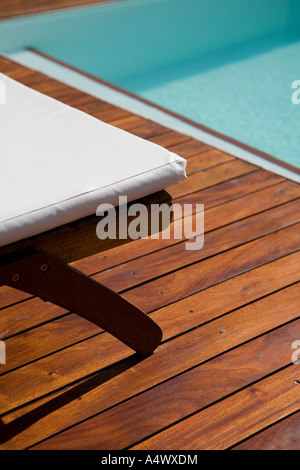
[219,329,226,334]
[12,273,20,282]
[40,264,48,272]
[188,310,194,314]
[295,380,300,385]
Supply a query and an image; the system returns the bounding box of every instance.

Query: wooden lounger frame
[0,191,171,355]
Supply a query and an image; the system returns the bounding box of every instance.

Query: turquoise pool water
[0,0,300,170]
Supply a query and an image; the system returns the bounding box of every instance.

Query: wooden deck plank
[168,160,257,198]
[0,0,111,19]
[2,249,300,370]
[1,201,299,339]
[129,122,173,140]
[71,180,298,285]
[168,138,215,158]
[132,365,300,450]
[0,169,283,311]
[0,53,300,451]
[71,169,284,274]
[92,189,300,292]
[1,283,300,449]
[1,271,299,416]
[91,107,132,123]
[148,131,191,148]
[108,115,151,131]
[186,150,235,174]
[29,319,300,450]
[123,223,300,312]
[233,412,300,450]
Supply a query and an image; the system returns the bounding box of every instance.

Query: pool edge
[3,47,300,184]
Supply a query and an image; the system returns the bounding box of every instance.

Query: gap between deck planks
[232,411,300,450]
[2,281,300,449]
[0,56,300,450]
[1,248,300,375]
[0,167,285,310]
[1,195,299,334]
[30,327,300,450]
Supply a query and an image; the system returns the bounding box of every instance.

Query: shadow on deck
[0,54,300,450]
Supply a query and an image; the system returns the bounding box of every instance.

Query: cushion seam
[1,158,183,224]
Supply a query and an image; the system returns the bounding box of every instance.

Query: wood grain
[93,190,300,292]
[233,412,300,450]
[123,222,300,312]
[168,138,214,158]
[0,170,285,311]
[2,283,300,449]
[1,281,300,415]
[2,250,300,371]
[29,319,300,449]
[0,0,113,19]
[186,149,235,174]
[132,365,300,450]
[0,252,162,356]
[1,206,299,340]
[1,55,299,451]
[71,169,284,275]
[167,160,257,199]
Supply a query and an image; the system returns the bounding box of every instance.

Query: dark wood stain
[0,53,300,450]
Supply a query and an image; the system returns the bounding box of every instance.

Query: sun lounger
[0,72,186,355]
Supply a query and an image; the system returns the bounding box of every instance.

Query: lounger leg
[0,250,162,355]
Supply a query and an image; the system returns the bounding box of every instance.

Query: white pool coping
[4,49,300,184]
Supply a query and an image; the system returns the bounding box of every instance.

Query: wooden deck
[0,0,114,19]
[0,53,300,450]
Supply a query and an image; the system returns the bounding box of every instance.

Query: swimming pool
[1,0,300,176]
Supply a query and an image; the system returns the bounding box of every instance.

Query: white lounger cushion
[0,72,186,247]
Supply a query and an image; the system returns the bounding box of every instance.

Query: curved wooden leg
[0,250,162,355]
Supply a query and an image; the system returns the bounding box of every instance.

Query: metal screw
[102,255,107,259]
[295,380,300,385]
[158,291,163,295]
[130,272,135,276]
[188,310,194,314]
[219,329,226,334]
[12,273,20,282]
[256,354,261,358]
[40,264,48,272]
